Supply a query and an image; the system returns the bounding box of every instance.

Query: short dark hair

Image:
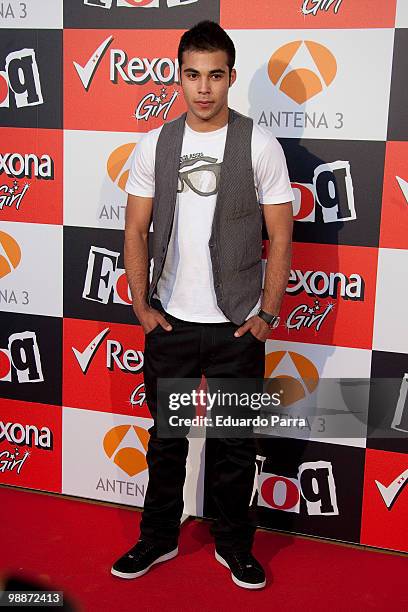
[178,20,236,74]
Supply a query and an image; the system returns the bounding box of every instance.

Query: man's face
[180,49,236,124]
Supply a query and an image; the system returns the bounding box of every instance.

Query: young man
[111,21,294,590]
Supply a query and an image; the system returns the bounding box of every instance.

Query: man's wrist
[133,300,150,317]
[257,308,281,329]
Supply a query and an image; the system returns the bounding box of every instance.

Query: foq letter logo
[268,40,337,104]
[0,331,44,383]
[0,48,43,108]
[83,0,157,8]
[83,0,198,8]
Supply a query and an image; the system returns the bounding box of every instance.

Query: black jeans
[140,298,265,553]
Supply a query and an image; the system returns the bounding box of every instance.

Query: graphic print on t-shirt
[178,153,222,198]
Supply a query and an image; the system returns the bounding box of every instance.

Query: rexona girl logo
[103,424,149,477]
[301,0,343,16]
[268,41,337,104]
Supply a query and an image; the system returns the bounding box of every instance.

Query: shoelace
[232,552,256,571]
[127,541,156,560]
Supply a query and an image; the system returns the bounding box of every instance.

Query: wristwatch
[257,308,280,329]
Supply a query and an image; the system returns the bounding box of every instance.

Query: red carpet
[1,486,407,611]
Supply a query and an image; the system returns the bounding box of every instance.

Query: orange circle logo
[264,350,319,407]
[268,40,337,105]
[0,231,21,279]
[103,424,149,477]
[107,143,136,191]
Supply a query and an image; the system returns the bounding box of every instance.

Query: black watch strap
[257,309,280,329]
[257,309,275,324]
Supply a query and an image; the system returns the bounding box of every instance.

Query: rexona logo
[83,0,198,8]
[82,246,132,306]
[0,331,44,383]
[0,48,43,108]
[0,151,54,179]
[0,420,52,449]
[72,327,144,374]
[292,161,356,223]
[264,350,319,407]
[0,152,54,213]
[301,0,343,17]
[73,35,179,91]
[0,420,52,475]
[107,143,135,191]
[103,424,149,477]
[287,269,364,301]
[268,40,337,105]
[0,230,21,279]
[257,457,339,515]
[375,468,408,510]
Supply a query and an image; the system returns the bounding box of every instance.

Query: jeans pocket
[247,330,266,344]
[146,323,161,336]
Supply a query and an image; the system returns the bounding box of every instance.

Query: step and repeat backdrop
[1,0,408,554]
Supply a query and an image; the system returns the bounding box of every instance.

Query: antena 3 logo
[0,332,44,383]
[259,37,346,133]
[107,143,135,191]
[265,350,319,408]
[103,424,149,478]
[0,230,21,278]
[0,48,43,108]
[268,40,337,105]
[83,0,198,8]
[73,35,179,91]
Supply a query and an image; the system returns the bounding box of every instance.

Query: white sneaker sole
[111,547,178,579]
[215,551,266,590]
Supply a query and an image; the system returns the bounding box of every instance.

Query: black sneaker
[111,540,178,579]
[215,549,266,589]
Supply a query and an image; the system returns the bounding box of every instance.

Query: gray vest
[148,108,263,326]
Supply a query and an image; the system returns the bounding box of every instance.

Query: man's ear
[229,68,237,87]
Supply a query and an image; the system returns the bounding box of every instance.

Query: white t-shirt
[125,120,294,323]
